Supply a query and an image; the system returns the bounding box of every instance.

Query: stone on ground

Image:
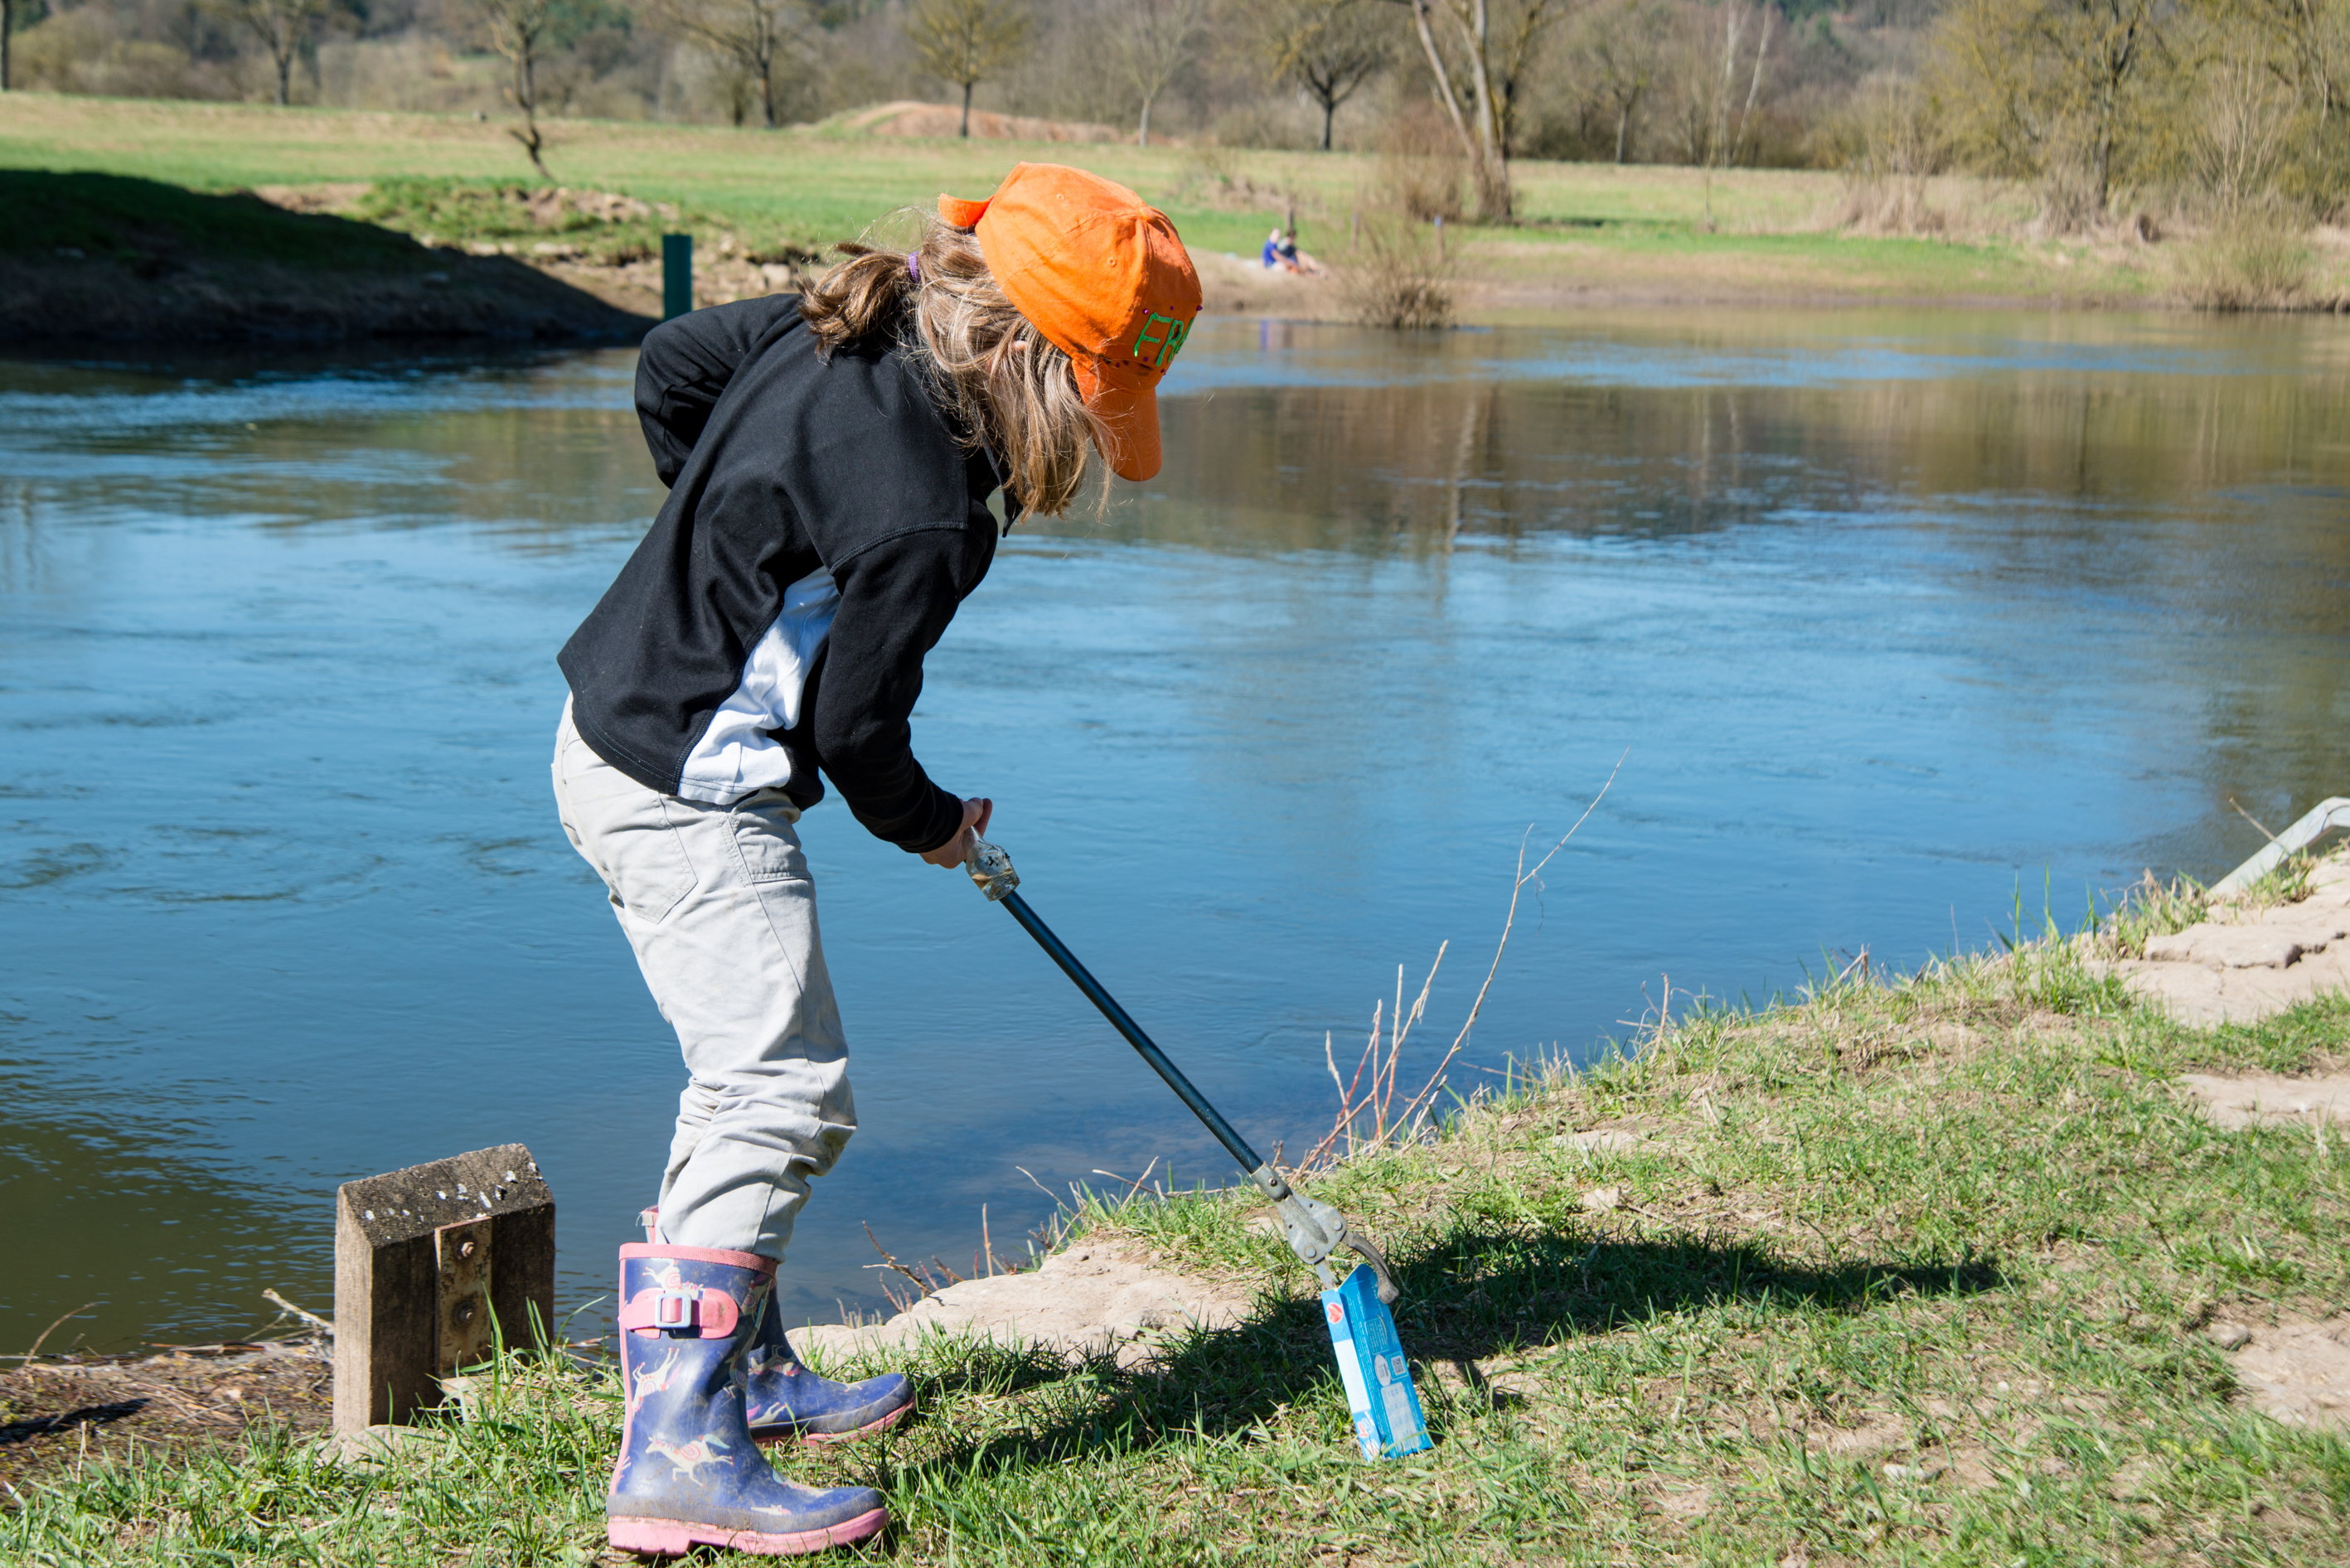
[2178,1072,2350,1130]
[791,1241,1256,1372]
[2103,851,2350,1026]
[2222,1317,2350,1431]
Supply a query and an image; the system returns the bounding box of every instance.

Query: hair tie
[906,253,920,284]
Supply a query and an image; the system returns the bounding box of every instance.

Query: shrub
[1377,103,1464,225]
[1337,206,1453,329]
[2175,206,2313,310]
[1820,76,1949,235]
[12,9,241,99]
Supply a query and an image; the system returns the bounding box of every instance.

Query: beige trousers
[552,699,856,1261]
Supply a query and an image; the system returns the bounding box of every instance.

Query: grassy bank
[6,922,2345,1565]
[0,166,647,343]
[9,91,2343,317]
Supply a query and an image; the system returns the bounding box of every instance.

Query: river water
[4,308,2347,1353]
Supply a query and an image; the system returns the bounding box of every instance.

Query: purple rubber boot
[640,1208,912,1445]
[607,1244,887,1557]
[743,1306,913,1445]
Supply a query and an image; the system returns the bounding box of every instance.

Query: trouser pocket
[727,791,808,884]
[608,801,698,925]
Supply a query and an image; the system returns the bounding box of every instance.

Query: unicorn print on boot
[743,1312,913,1444]
[608,1243,886,1556]
[638,1207,913,1445]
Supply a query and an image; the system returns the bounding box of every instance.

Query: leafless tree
[208,0,328,104]
[1490,0,1561,157]
[905,0,1032,136]
[470,0,559,174]
[1652,0,1772,169]
[2,0,16,92]
[1573,0,1665,162]
[1259,0,1391,150]
[1386,0,1561,219]
[2193,46,2298,211]
[1715,0,1771,168]
[2231,0,2341,122]
[665,0,808,129]
[1110,0,1208,146]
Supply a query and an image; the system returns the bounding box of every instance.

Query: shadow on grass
[7,170,442,273]
[895,1228,2003,1475]
[0,1400,148,1447]
[1,171,649,344]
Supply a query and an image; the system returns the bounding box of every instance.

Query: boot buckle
[619,1283,743,1338]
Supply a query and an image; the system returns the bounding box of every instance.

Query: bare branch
[1108,0,1208,145]
[904,0,1032,137]
[261,1289,335,1338]
[1306,753,1628,1165]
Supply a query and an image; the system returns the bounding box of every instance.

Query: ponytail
[800,215,1105,519]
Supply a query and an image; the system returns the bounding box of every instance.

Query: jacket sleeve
[635,296,807,488]
[807,522,985,854]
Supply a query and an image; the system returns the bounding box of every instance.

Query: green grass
[350,178,668,265]
[7,917,2346,1565]
[0,90,2230,311]
[2079,852,2323,965]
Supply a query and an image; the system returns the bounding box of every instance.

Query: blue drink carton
[1320,1262,1432,1459]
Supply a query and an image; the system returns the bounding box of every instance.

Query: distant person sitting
[1278,228,1326,277]
[1261,228,1322,276]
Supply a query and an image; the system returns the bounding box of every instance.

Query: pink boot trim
[607,1506,888,1556]
[618,1240,773,1270]
[754,1400,912,1448]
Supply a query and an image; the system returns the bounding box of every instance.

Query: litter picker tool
[964,836,1432,1459]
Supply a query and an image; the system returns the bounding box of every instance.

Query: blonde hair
[800,215,1104,518]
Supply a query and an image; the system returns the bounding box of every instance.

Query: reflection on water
[2,311,2346,1353]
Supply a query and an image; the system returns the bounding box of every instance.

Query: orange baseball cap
[940,163,1202,482]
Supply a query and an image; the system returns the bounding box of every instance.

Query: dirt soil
[2172,1062,2350,1432]
[2178,1071,2350,1130]
[1191,249,1345,321]
[0,1338,331,1495]
[826,100,1136,145]
[2222,1316,2350,1430]
[2141,849,2350,1435]
[792,1239,1257,1372]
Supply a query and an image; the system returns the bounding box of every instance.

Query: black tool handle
[997,889,1264,1175]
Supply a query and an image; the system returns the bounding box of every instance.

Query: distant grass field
[0,91,2210,312]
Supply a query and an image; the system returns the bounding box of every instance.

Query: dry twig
[1300,754,1625,1172]
[7,1302,98,1366]
[261,1289,335,1339]
[1091,1157,1160,1206]
[862,1222,967,1314]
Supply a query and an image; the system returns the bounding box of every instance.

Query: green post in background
[661,234,692,320]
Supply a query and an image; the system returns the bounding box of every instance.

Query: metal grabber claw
[964,835,1400,1304]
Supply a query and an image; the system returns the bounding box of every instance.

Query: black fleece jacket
[558,296,1001,854]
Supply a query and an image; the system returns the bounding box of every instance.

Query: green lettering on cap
[1131,312,1191,370]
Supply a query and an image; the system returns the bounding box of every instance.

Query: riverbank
[7,858,2346,1563]
[6,93,2348,342]
[2,168,647,345]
